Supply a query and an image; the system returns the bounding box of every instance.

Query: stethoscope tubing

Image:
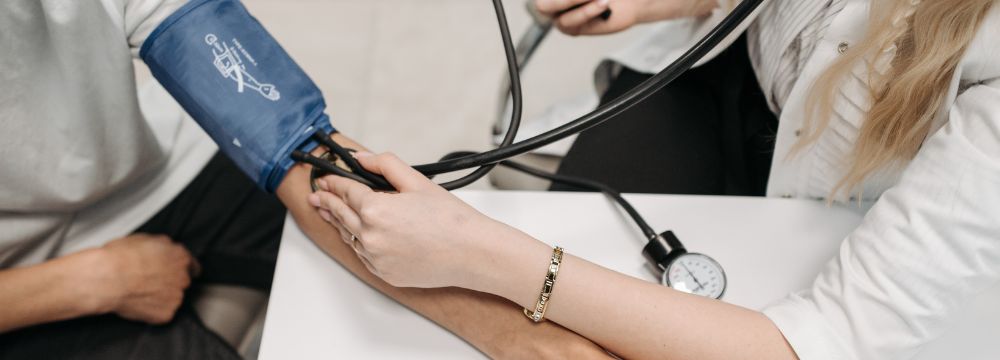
[411,0,763,178]
[312,0,763,192]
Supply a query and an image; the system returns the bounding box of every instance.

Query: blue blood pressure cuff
[140,0,335,192]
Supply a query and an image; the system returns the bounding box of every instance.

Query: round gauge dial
[663,253,726,299]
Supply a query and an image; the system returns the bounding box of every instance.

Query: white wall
[236,0,642,187]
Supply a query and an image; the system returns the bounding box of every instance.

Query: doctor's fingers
[311,191,364,234]
[320,210,353,244]
[535,0,597,16]
[326,216,381,276]
[563,14,626,36]
[319,174,373,210]
[555,0,611,30]
[330,218,377,265]
[354,152,436,192]
[314,201,359,234]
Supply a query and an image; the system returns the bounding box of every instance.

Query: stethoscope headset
[291,0,764,299]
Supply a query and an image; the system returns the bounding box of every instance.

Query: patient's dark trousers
[553,36,778,195]
[0,153,284,360]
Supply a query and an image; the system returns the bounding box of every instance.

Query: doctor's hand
[307,153,519,290]
[536,0,718,36]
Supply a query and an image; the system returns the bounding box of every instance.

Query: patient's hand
[97,234,198,324]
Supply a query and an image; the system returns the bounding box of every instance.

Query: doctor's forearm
[275,133,610,359]
[472,229,797,360]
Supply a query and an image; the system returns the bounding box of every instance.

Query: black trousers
[552,36,778,196]
[0,153,286,360]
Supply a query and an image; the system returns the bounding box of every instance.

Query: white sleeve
[100,0,190,56]
[762,79,1000,360]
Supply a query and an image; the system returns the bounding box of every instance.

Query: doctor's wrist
[462,224,555,310]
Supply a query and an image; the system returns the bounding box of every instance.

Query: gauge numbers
[663,253,726,299]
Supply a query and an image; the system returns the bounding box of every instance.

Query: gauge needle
[680,263,706,291]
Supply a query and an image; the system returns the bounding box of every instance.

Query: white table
[259,190,1000,359]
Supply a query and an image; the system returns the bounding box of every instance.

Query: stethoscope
[292,0,763,299]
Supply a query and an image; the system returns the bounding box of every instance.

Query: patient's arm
[275,133,609,359]
[0,234,195,333]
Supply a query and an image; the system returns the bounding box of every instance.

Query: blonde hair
[796,0,994,199]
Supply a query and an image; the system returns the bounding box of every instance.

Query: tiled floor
[240,0,642,187]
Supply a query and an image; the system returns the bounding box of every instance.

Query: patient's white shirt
[0,0,216,267]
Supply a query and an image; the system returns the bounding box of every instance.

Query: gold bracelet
[524,246,564,322]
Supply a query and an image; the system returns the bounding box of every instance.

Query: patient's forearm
[0,250,107,333]
[275,133,609,359]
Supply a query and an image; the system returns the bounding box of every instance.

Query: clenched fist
[96,234,199,324]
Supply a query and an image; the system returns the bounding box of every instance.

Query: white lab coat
[523,1,1000,359]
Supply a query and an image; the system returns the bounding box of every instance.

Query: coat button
[795,129,803,137]
[838,42,850,54]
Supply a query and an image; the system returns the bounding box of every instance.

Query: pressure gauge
[643,230,728,299]
[662,253,726,299]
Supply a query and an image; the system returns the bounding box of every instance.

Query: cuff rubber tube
[140,0,335,192]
